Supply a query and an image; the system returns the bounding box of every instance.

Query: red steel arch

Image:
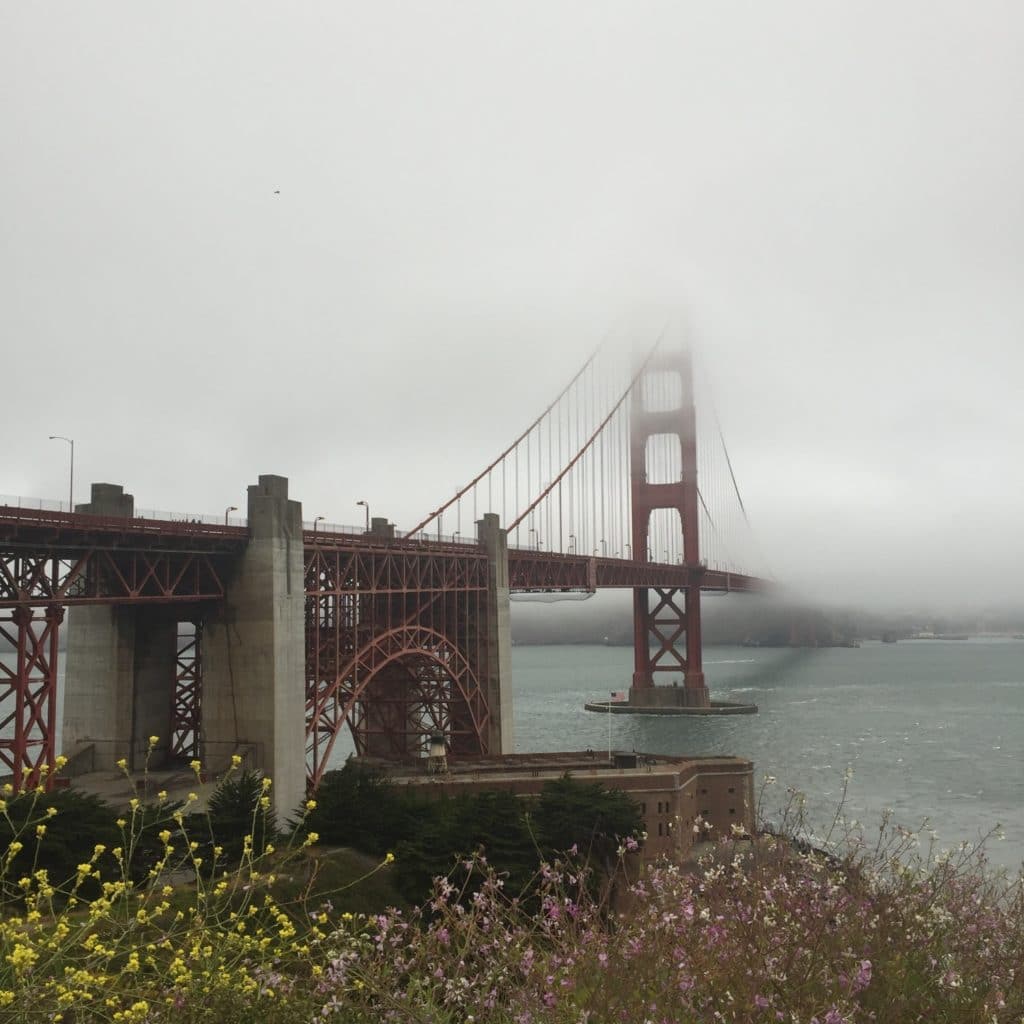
[306,624,488,787]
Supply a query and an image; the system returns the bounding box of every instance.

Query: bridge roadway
[0,504,764,608]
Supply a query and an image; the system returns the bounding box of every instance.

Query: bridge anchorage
[1,339,766,811]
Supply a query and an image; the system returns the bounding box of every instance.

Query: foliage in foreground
[305,762,644,904]
[1,762,1022,1023]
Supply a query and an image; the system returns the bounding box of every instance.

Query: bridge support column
[478,513,514,754]
[201,475,306,818]
[63,484,153,771]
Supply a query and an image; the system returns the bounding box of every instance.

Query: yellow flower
[116,758,128,771]
[35,825,46,838]
[189,759,202,774]
[156,790,168,802]
[306,799,317,811]
[158,830,172,845]
[261,777,272,791]
[385,851,395,864]
[148,735,159,748]
[231,754,242,768]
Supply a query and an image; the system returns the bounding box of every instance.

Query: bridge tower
[628,348,709,708]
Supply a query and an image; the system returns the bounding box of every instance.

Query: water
[513,639,1024,870]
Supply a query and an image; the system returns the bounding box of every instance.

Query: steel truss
[305,545,491,786]
[169,621,202,759]
[0,548,228,608]
[0,605,63,788]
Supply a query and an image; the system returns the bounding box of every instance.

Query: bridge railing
[0,494,249,528]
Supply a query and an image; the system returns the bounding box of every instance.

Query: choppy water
[513,639,1024,870]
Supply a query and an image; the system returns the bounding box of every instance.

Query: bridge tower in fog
[628,348,708,708]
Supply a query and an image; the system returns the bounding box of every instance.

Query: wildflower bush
[1,756,1022,1022]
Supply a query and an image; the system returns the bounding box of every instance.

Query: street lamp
[224,505,238,525]
[48,435,74,511]
[356,500,369,532]
[600,539,607,557]
[528,526,537,550]
[568,534,576,554]
[313,515,325,535]
[452,531,460,544]
[625,543,632,560]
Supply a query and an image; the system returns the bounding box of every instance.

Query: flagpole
[607,692,613,760]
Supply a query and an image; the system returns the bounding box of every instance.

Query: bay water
[514,639,1023,870]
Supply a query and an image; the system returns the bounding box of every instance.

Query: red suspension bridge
[0,341,770,810]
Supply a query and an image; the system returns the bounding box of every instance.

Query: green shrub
[0,788,121,904]
[203,769,278,865]
[304,762,420,854]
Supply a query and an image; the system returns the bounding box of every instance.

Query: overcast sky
[3,2,1022,610]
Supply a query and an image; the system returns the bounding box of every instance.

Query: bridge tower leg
[202,475,307,817]
[628,349,709,709]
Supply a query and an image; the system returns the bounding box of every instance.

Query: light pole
[224,505,238,525]
[48,435,74,511]
[600,539,607,557]
[356,500,369,532]
[568,534,576,554]
[452,531,460,544]
[313,515,325,535]
[528,526,537,550]
[625,543,632,560]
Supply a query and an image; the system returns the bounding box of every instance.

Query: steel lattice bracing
[169,621,202,760]
[304,539,492,787]
[0,605,63,789]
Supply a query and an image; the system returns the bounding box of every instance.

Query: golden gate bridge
[0,338,770,812]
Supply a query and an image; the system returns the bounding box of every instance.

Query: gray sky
[3,2,1022,610]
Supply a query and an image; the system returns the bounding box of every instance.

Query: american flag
[610,691,627,702]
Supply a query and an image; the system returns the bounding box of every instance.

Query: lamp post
[452,531,460,544]
[48,435,74,511]
[568,534,576,554]
[528,526,537,550]
[313,515,325,535]
[601,539,607,557]
[356,500,369,532]
[224,505,238,525]
[625,542,631,560]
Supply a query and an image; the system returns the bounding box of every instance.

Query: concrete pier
[63,484,160,771]
[202,475,307,818]
[478,513,514,753]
